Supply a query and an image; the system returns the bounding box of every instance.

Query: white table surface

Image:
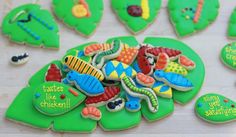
[0,0,236,137]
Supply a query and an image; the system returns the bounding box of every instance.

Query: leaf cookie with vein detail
[168,0,219,37]
[52,0,103,36]
[111,0,162,34]
[2,4,59,48]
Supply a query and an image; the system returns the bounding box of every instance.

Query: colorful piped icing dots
[195,93,236,123]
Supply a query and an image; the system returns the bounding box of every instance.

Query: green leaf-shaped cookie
[52,0,103,36]
[2,4,59,49]
[168,0,219,37]
[228,8,236,38]
[111,0,161,34]
[195,93,236,123]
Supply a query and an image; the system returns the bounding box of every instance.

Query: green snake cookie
[168,0,220,37]
[121,76,158,113]
[195,93,236,123]
[2,4,59,49]
[228,7,236,38]
[92,40,123,69]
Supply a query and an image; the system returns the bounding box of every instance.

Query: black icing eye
[65,57,68,63]
[11,56,18,62]
[107,102,116,109]
[117,100,122,104]
[114,101,119,105]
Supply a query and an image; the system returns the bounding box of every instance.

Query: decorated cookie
[155,53,169,70]
[178,55,196,70]
[106,98,125,112]
[85,86,120,107]
[111,0,161,34]
[81,106,102,121]
[64,71,104,96]
[10,53,29,65]
[2,4,59,48]
[5,36,205,132]
[152,81,172,99]
[121,76,158,113]
[168,0,220,37]
[52,0,103,36]
[165,62,188,76]
[137,46,154,75]
[154,70,193,91]
[33,82,86,116]
[92,40,123,69]
[195,93,236,123]
[116,47,138,65]
[136,73,155,87]
[228,8,236,38]
[220,42,236,70]
[45,64,62,82]
[84,43,112,56]
[146,47,182,61]
[125,93,141,112]
[102,60,137,81]
[63,55,104,81]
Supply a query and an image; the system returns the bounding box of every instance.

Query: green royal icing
[220,42,236,70]
[5,36,205,132]
[168,0,219,37]
[2,4,59,48]
[228,8,236,38]
[33,82,86,116]
[52,0,103,36]
[111,0,162,34]
[195,93,236,123]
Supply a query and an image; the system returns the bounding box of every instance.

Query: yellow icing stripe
[141,0,150,19]
[64,56,104,81]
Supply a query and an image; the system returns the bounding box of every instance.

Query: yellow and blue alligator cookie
[63,55,104,81]
[121,76,158,113]
[152,81,172,99]
[165,62,188,76]
[63,71,104,96]
[102,60,137,81]
[154,70,193,91]
[92,40,123,69]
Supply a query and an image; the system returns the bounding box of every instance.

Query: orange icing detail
[116,47,138,65]
[69,88,79,96]
[155,53,169,70]
[193,0,204,23]
[81,106,101,120]
[72,0,91,18]
[84,43,112,56]
[178,55,196,70]
[136,72,155,86]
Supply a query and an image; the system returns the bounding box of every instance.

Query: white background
[0,0,236,137]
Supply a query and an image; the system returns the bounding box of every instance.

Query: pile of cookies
[5,36,205,132]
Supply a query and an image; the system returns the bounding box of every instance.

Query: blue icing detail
[160,85,170,92]
[35,93,41,98]
[125,93,141,112]
[62,65,70,72]
[77,51,85,57]
[132,61,141,73]
[197,103,203,108]
[65,71,104,95]
[154,70,193,89]
[104,62,115,76]
[116,63,124,76]
[152,81,165,87]
[125,67,133,77]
